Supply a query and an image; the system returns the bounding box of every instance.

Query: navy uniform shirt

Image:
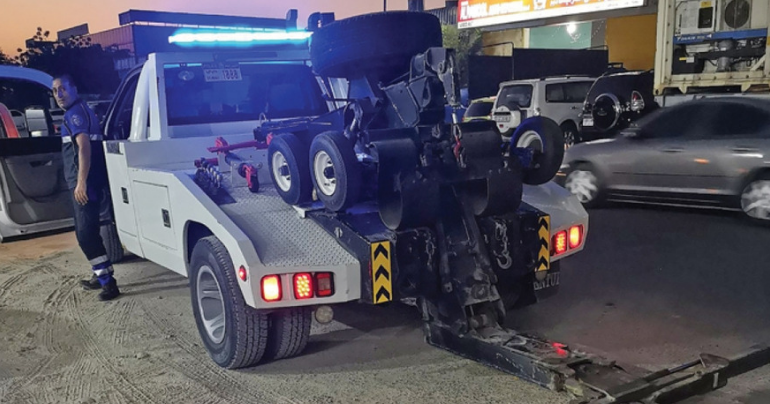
[61,99,107,190]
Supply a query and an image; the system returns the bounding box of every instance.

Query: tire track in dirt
[105,300,136,346]
[0,270,78,404]
[137,300,299,404]
[69,292,159,404]
[0,267,29,303]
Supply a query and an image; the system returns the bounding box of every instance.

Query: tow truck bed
[218,182,357,268]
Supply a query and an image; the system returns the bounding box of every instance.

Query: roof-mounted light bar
[168,30,312,44]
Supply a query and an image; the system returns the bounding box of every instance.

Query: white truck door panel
[132,181,177,251]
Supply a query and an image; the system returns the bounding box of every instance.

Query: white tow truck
[100,11,767,403]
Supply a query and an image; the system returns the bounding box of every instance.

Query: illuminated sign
[458,0,646,28]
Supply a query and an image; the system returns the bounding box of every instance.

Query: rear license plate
[533,272,560,291]
[582,117,594,127]
[494,114,511,123]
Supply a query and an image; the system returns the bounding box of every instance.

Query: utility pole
[384,0,387,11]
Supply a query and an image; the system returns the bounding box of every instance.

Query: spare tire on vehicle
[510,117,565,185]
[310,11,443,82]
[592,93,623,132]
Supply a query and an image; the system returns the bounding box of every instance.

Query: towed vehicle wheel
[310,131,361,212]
[565,164,603,208]
[741,176,770,224]
[268,134,313,206]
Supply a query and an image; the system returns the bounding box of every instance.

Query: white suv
[492,76,595,148]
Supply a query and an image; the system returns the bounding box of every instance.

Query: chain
[494,219,512,269]
[423,229,436,271]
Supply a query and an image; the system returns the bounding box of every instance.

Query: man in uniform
[53,74,120,301]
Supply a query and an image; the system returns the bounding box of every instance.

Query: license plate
[203,66,243,82]
[494,114,511,123]
[533,272,560,291]
[582,117,594,127]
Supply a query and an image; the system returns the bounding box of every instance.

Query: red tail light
[553,231,568,256]
[315,272,334,297]
[261,275,282,302]
[238,266,248,282]
[293,273,313,300]
[630,91,645,112]
[569,225,583,249]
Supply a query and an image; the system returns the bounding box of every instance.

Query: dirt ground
[0,232,567,404]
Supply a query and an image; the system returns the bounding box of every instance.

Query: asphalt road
[506,203,770,403]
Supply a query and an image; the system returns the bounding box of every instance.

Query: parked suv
[492,76,595,147]
[579,70,658,142]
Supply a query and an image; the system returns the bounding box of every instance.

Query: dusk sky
[1,0,447,56]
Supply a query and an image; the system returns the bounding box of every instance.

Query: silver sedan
[561,97,770,223]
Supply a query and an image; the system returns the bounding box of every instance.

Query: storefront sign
[458,0,646,28]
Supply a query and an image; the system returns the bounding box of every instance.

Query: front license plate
[533,272,560,291]
[582,117,594,127]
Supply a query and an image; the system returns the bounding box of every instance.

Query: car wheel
[740,174,770,224]
[310,131,362,212]
[268,133,313,206]
[565,163,604,208]
[560,122,580,150]
[190,236,269,369]
[264,307,312,361]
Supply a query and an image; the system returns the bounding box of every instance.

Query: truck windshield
[164,62,327,126]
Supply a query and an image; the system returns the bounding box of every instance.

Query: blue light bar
[169,31,312,44]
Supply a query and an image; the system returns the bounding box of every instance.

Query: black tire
[264,307,312,361]
[511,117,565,185]
[564,163,605,209]
[310,12,442,81]
[268,134,313,206]
[309,131,361,212]
[190,236,269,369]
[100,222,124,263]
[560,121,580,149]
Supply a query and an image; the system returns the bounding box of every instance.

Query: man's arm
[73,133,91,205]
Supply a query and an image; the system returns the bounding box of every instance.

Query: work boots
[98,278,121,301]
[80,274,101,290]
[80,274,121,301]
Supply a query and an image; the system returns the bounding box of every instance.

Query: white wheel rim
[197,265,226,345]
[516,130,544,152]
[313,150,337,196]
[565,170,599,203]
[271,151,292,192]
[741,180,770,221]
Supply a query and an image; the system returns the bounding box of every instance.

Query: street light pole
[384,0,387,11]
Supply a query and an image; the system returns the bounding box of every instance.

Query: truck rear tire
[264,307,312,361]
[310,131,361,212]
[309,11,442,81]
[511,117,565,185]
[268,133,313,206]
[190,236,268,369]
[100,222,124,263]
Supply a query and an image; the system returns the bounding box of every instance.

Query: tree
[442,25,482,88]
[0,48,14,65]
[14,27,129,97]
